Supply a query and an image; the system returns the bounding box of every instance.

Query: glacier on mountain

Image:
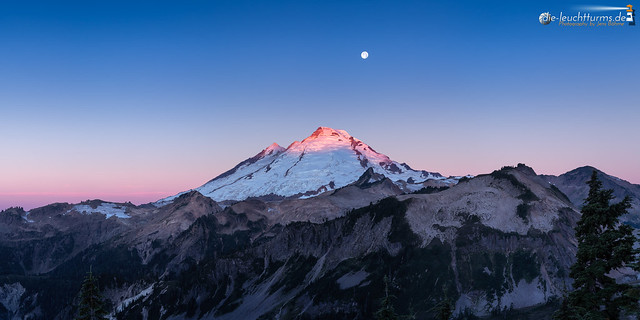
[158,127,455,205]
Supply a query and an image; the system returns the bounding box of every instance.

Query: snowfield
[70,203,131,219]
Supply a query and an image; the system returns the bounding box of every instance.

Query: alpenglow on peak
[158,127,455,205]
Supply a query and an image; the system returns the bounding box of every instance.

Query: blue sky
[1,0,638,209]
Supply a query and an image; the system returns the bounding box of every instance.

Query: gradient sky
[1,0,639,210]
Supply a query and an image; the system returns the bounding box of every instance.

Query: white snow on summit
[158,127,453,204]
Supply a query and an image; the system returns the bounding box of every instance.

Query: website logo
[539,4,635,27]
[539,12,552,25]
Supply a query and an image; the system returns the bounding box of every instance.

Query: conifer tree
[375,276,399,320]
[75,267,108,320]
[552,287,579,320]
[559,171,640,319]
[434,292,453,320]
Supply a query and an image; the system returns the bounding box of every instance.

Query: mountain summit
[160,127,453,204]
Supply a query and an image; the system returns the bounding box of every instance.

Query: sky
[1,0,638,210]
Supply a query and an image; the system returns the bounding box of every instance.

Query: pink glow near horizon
[1,125,638,212]
[0,192,171,211]
[4,158,637,212]
[2,164,637,212]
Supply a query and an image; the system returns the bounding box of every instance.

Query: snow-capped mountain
[159,127,454,204]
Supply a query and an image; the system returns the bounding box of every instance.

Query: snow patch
[116,284,154,313]
[337,270,369,290]
[22,211,34,223]
[70,203,131,219]
[455,278,549,316]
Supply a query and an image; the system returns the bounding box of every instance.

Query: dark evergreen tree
[375,276,399,320]
[75,268,108,320]
[552,290,579,320]
[433,295,453,320]
[560,171,640,320]
[430,285,453,320]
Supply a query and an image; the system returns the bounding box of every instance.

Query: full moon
[361,51,368,59]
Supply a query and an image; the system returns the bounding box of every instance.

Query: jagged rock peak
[353,167,387,187]
[515,163,537,176]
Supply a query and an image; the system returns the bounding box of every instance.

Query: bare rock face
[399,167,579,314]
[402,166,574,244]
[0,202,133,275]
[0,283,25,317]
